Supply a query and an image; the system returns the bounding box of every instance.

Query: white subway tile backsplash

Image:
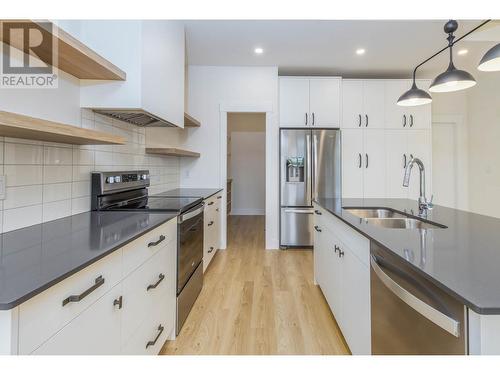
[73,149,94,165]
[3,204,43,232]
[4,142,43,165]
[42,200,72,222]
[43,165,73,184]
[4,185,43,209]
[5,165,43,186]
[0,111,180,233]
[43,146,73,165]
[43,183,72,203]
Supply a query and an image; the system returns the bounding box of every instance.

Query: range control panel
[92,170,150,196]
[105,172,149,184]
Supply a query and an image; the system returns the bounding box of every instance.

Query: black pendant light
[429,20,476,93]
[478,43,500,72]
[397,80,432,107]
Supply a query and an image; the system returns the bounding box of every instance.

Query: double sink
[343,208,447,230]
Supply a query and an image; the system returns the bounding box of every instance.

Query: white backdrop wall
[228,113,266,215]
[182,65,279,248]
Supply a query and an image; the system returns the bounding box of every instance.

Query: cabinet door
[385,130,409,199]
[340,247,371,355]
[279,78,310,127]
[407,130,432,200]
[385,80,411,129]
[322,229,343,325]
[32,284,122,355]
[313,217,326,288]
[341,80,363,129]
[409,80,432,129]
[362,81,385,129]
[341,129,364,198]
[310,78,341,127]
[363,130,386,198]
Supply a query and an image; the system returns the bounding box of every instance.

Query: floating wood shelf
[0,111,126,145]
[146,147,200,158]
[0,20,126,81]
[184,113,201,128]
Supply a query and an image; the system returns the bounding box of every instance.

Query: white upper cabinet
[342,129,364,198]
[279,78,310,127]
[279,77,341,127]
[385,80,431,130]
[78,20,185,128]
[309,78,341,127]
[363,130,387,198]
[342,80,385,129]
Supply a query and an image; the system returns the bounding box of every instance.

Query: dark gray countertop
[314,197,500,315]
[0,211,177,310]
[154,188,223,200]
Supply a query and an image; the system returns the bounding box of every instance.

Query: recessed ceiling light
[458,49,468,56]
[254,47,264,55]
[356,48,366,55]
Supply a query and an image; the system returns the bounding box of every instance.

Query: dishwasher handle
[370,255,460,337]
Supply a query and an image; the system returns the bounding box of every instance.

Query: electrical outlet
[0,175,5,200]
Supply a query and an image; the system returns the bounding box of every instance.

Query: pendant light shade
[429,61,477,93]
[397,81,432,106]
[478,43,500,72]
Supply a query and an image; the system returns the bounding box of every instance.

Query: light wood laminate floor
[161,215,350,355]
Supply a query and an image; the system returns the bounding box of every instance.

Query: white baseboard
[230,208,265,216]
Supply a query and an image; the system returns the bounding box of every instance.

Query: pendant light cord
[411,19,491,82]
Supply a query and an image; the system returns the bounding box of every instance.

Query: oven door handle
[370,255,460,337]
[179,205,204,223]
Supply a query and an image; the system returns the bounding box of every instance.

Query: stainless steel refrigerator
[280,128,341,248]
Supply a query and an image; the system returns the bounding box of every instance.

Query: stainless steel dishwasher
[370,242,467,354]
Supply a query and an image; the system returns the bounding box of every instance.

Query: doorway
[432,115,468,210]
[227,113,266,245]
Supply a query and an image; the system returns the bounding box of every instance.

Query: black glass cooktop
[108,196,202,213]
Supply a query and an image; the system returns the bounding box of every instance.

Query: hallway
[161,215,349,355]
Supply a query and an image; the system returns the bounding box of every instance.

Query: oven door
[177,204,204,294]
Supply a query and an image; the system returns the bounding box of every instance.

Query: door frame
[219,102,278,250]
[432,114,468,210]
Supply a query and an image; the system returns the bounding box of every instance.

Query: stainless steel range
[91,170,204,335]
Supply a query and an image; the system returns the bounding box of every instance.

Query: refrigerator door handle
[312,133,319,200]
[306,134,312,205]
[284,208,314,214]
[370,255,460,337]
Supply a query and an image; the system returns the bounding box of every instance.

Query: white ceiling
[185,20,500,78]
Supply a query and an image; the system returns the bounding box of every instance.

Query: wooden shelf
[0,111,126,145]
[0,20,126,80]
[146,147,200,158]
[184,113,201,128]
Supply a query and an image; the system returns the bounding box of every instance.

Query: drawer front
[121,296,171,355]
[122,218,176,277]
[328,214,370,266]
[32,283,122,355]
[122,242,176,346]
[19,249,122,355]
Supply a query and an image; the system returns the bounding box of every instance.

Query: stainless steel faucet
[402,156,433,216]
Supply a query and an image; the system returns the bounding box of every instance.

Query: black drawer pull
[208,246,214,254]
[113,296,123,309]
[314,225,322,232]
[207,202,214,206]
[217,196,222,199]
[216,208,219,212]
[208,221,214,226]
[338,249,345,258]
[314,210,322,215]
[148,235,165,247]
[62,276,105,306]
[147,273,165,291]
[334,245,339,253]
[146,325,164,349]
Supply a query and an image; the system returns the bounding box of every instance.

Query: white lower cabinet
[32,284,123,355]
[10,218,177,355]
[203,192,223,272]
[313,204,371,355]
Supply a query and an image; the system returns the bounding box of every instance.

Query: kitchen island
[313,197,500,355]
